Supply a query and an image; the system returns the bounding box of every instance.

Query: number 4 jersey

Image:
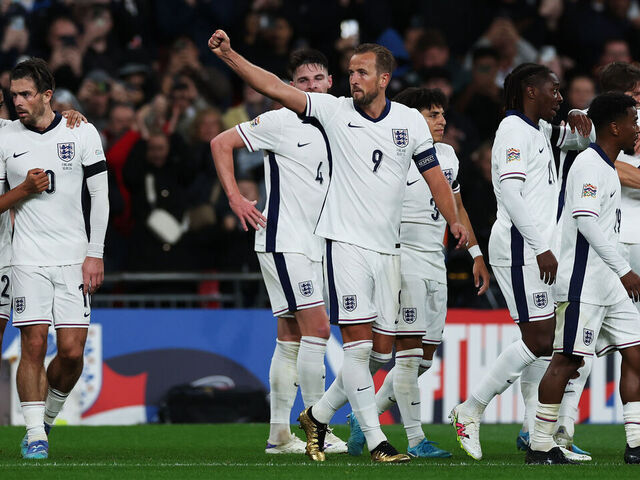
[237,108,329,261]
[0,114,106,266]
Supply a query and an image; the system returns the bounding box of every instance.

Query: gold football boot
[297,407,327,461]
[370,441,411,463]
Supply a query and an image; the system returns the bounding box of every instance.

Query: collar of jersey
[353,98,391,123]
[589,142,615,169]
[505,109,539,131]
[23,111,62,135]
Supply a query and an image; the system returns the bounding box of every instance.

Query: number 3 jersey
[0,114,106,266]
[237,108,329,261]
[0,118,12,268]
[400,142,460,283]
[304,92,437,255]
[554,144,627,306]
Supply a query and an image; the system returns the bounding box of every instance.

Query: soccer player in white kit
[0,58,109,459]
[208,30,468,463]
[450,63,592,461]
[346,87,491,458]
[211,49,346,455]
[0,90,85,370]
[528,92,640,465]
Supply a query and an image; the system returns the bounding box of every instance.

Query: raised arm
[455,192,490,295]
[615,158,640,188]
[208,30,307,115]
[422,167,468,248]
[210,127,267,231]
[0,169,49,214]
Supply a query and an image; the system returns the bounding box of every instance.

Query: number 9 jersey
[0,114,106,266]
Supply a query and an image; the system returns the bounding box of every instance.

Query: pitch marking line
[4,461,610,468]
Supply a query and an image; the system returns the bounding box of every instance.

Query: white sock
[623,401,640,448]
[375,368,396,415]
[43,387,69,426]
[298,336,327,408]
[557,355,592,439]
[520,357,549,434]
[21,402,46,443]
[464,339,537,416]
[394,348,425,448]
[530,402,560,452]
[268,340,299,444]
[418,358,432,376]
[312,371,347,424]
[342,340,386,451]
[375,358,433,415]
[369,350,392,375]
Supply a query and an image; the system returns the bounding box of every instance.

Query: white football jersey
[554,145,627,306]
[489,111,559,267]
[0,118,12,268]
[0,114,106,266]
[617,114,640,244]
[237,108,329,261]
[400,143,460,283]
[304,92,437,254]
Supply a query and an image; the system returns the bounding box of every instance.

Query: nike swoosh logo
[297,142,311,147]
[84,312,91,318]
[348,122,364,128]
[411,401,421,405]
[610,191,615,198]
[357,385,372,391]
[13,151,28,158]
[388,397,396,403]
[539,148,544,153]
[506,379,514,384]
[406,179,420,186]
[0,302,9,307]
[294,383,299,387]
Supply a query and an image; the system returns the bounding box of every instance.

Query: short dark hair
[600,62,640,93]
[393,87,448,111]
[10,57,55,93]
[588,91,637,131]
[472,46,500,64]
[503,62,553,111]
[288,49,329,78]
[353,43,396,74]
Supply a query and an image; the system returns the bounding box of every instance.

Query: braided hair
[503,63,553,111]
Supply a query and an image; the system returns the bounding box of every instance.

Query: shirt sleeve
[568,164,601,218]
[412,110,438,173]
[304,92,340,124]
[80,123,108,181]
[496,126,528,182]
[451,150,461,194]
[235,109,283,153]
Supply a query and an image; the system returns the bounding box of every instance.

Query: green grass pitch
[0,424,637,479]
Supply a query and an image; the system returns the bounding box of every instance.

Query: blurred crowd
[1,0,639,304]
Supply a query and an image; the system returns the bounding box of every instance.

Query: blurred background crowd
[1,0,639,307]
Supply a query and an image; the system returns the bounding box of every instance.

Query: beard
[352,89,377,107]
[19,101,46,126]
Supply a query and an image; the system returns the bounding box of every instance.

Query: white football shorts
[257,252,325,318]
[0,266,10,324]
[396,274,447,345]
[11,264,90,328]
[493,263,555,323]
[324,240,400,336]
[554,299,640,357]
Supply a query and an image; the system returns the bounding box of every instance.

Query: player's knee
[21,334,47,360]
[56,343,84,364]
[312,322,331,339]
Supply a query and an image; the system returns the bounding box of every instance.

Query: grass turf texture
[0,424,637,479]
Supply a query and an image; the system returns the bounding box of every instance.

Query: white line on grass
[3,462,614,468]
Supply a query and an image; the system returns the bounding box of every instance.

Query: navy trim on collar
[24,112,62,134]
[505,109,539,131]
[589,143,616,169]
[353,98,391,123]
